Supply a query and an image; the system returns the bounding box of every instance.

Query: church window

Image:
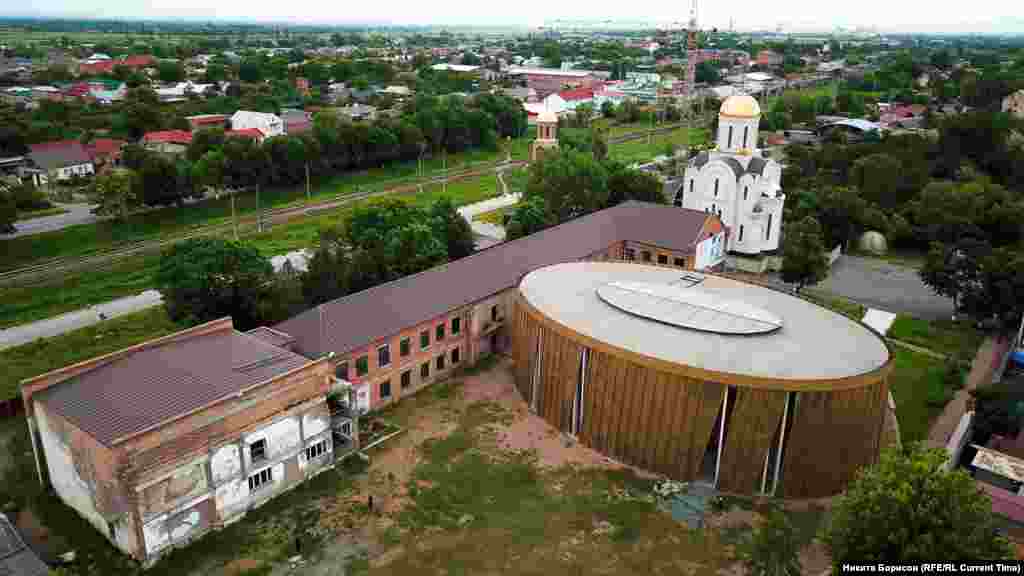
[743,126,749,148]
[727,125,733,148]
[743,186,748,200]
[766,214,773,240]
[739,225,745,242]
[714,179,719,197]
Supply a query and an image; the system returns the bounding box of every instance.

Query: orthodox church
[674,94,785,256]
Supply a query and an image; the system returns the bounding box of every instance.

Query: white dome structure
[674,92,786,257]
[858,231,888,254]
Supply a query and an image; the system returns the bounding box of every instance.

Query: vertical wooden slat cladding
[717,388,787,494]
[513,292,888,495]
[676,378,726,480]
[781,380,887,498]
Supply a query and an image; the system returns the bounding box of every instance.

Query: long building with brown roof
[273,201,725,413]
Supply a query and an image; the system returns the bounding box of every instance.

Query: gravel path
[2,203,98,238]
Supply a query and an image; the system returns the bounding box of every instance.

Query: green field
[0,307,184,401]
[888,347,952,443]
[887,315,983,359]
[0,172,508,330]
[609,127,708,165]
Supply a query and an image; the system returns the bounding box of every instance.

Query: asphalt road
[815,255,954,320]
[2,203,98,238]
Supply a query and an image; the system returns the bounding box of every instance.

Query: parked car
[0,512,50,575]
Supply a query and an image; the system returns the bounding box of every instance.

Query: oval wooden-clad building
[512,261,894,498]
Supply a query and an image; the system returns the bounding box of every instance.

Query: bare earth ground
[247,358,832,576]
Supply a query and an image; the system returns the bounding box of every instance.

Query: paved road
[0,290,164,351]
[815,255,954,321]
[2,203,99,238]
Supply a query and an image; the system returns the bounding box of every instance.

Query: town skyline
[3,7,1024,36]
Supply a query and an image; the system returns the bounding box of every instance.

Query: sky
[5,0,1024,34]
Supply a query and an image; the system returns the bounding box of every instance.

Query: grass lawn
[887,315,983,359]
[801,290,866,321]
[609,128,709,165]
[473,204,517,226]
[888,347,952,444]
[0,139,529,272]
[17,206,69,220]
[0,172,508,330]
[0,307,184,401]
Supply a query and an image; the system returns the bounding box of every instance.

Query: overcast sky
[6,0,1024,34]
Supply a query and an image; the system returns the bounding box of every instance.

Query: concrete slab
[861,308,897,336]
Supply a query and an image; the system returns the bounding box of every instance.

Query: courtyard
[0,356,836,576]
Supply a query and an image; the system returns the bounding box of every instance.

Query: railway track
[0,161,526,288]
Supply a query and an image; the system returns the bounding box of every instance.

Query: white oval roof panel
[596,281,783,335]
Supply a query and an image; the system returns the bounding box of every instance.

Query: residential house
[430,63,480,74]
[31,85,63,101]
[1,86,32,106]
[593,87,627,109]
[20,317,354,566]
[28,141,94,185]
[381,85,412,98]
[273,201,725,414]
[142,130,194,156]
[281,109,313,135]
[225,128,267,144]
[231,111,285,138]
[336,104,377,122]
[186,114,230,132]
[85,139,126,172]
[295,77,311,96]
[155,82,215,103]
[556,86,596,111]
[327,83,350,103]
[756,51,783,67]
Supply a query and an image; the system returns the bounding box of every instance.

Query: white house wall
[210,443,242,486]
[242,415,301,470]
[302,410,329,440]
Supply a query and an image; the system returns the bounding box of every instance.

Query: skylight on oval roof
[595,281,783,335]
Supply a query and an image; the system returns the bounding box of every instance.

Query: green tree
[695,61,721,84]
[156,237,274,330]
[781,216,828,292]
[525,150,609,223]
[850,153,903,208]
[601,100,616,118]
[429,197,476,261]
[920,239,1024,330]
[158,61,185,83]
[605,161,665,207]
[301,228,353,307]
[90,168,137,220]
[506,195,555,240]
[824,445,1015,566]
[0,186,16,234]
[739,509,802,576]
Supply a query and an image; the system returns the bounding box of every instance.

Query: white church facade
[674,94,785,256]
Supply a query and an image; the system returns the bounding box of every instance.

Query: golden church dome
[719,94,761,118]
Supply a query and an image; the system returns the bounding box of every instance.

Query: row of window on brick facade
[379,345,461,399]
[335,311,477,380]
[622,248,687,268]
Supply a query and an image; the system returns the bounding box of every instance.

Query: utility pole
[231,190,238,240]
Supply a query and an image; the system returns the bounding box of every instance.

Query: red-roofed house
[64,82,94,100]
[85,139,126,172]
[225,128,266,144]
[121,55,156,69]
[78,60,116,76]
[186,114,229,132]
[28,140,95,184]
[142,130,193,155]
[557,86,596,111]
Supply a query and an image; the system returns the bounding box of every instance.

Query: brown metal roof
[273,201,711,359]
[246,326,296,349]
[39,328,312,446]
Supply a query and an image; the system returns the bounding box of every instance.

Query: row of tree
[89,92,526,216]
[156,196,475,330]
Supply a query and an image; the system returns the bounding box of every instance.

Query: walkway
[0,248,312,351]
[0,290,163,351]
[2,203,98,238]
[457,191,520,242]
[926,335,1011,449]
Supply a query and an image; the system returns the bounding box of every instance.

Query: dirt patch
[223,558,263,576]
[705,508,763,532]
